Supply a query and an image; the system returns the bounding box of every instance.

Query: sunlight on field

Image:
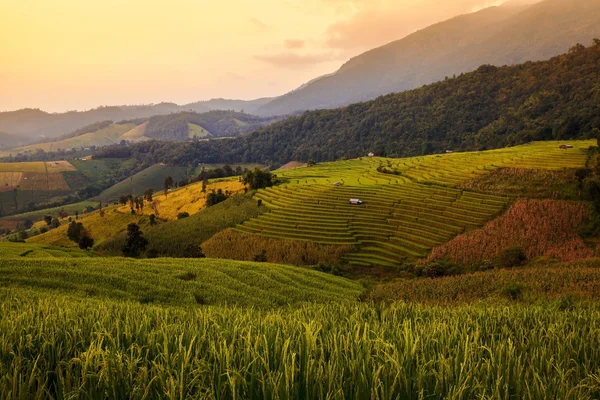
[117,179,245,220]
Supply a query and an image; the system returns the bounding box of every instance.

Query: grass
[98,194,267,257]
[97,163,189,202]
[115,178,244,220]
[1,289,600,399]
[187,123,211,138]
[30,181,250,250]
[0,242,94,258]
[0,252,363,307]
[28,206,140,247]
[367,258,600,305]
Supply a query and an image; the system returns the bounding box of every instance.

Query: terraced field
[235,141,593,267]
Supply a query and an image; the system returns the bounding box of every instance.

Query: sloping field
[0,243,94,258]
[0,124,136,156]
[188,123,211,138]
[120,122,149,141]
[0,160,78,214]
[0,252,363,307]
[116,179,244,220]
[97,163,189,202]
[235,141,593,267]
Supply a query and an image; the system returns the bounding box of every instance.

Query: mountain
[0,99,275,144]
[94,41,600,165]
[256,0,600,116]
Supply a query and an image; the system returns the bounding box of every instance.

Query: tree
[67,221,84,243]
[44,215,53,226]
[177,212,190,219]
[243,168,277,190]
[58,208,68,219]
[78,229,94,250]
[164,176,174,196]
[24,220,33,229]
[122,223,148,257]
[119,196,129,206]
[206,189,229,206]
[183,245,205,258]
[50,218,60,229]
[144,188,154,202]
[149,214,157,225]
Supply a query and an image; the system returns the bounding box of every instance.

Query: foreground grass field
[1,289,600,399]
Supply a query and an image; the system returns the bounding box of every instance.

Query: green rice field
[236,141,593,267]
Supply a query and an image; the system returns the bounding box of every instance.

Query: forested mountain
[256,0,600,116]
[95,41,600,166]
[0,99,275,144]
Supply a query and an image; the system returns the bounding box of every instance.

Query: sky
[1,0,518,112]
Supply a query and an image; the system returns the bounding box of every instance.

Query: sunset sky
[1,0,515,112]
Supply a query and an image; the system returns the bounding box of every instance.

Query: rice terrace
[2,2,600,398]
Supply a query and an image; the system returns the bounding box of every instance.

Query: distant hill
[0,111,278,157]
[0,98,275,143]
[256,0,600,116]
[95,41,600,165]
[0,131,25,149]
[185,98,274,115]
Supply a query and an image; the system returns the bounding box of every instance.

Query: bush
[501,282,523,300]
[183,245,205,258]
[494,247,527,269]
[177,212,190,220]
[253,250,267,262]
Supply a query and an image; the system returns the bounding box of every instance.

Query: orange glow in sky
[1,0,514,112]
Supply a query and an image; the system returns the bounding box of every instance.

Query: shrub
[501,282,523,300]
[495,247,527,268]
[146,248,159,258]
[253,250,268,262]
[183,245,205,258]
[177,212,190,220]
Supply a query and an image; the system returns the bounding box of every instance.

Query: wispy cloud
[284,39,306,49]
[254,52,338,69]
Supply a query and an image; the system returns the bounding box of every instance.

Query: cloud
[254,52,339,69]
[284,39,306,49]
[249,18,268,30]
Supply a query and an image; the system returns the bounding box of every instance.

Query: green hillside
[0,123,136,156]
[0,248,363,307]
[97,163,189,202]
[209,141,592,267]
[187,123,211,138]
